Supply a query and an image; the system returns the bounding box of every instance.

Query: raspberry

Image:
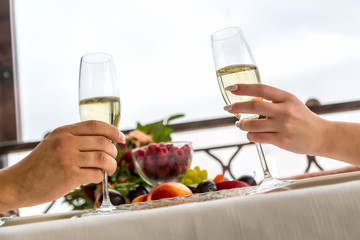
[157,156,168,167]
[144,163,157,179]
[174,149,184,159]
[170,159,181,174]
[158,142,166,147]
[165,143,173,149]
[135,149,145,157]
[146,155,157,167]
[157,166,171,178]
[158,147,168,157]
[181,145,191,155]
[82,184,96,202]
[119,151,134,170]
[147,143,160,154]
[133,142,192,184]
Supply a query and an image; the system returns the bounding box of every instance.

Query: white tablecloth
[1,180,360,240]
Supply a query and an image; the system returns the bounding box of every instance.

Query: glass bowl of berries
[131,141,193,186]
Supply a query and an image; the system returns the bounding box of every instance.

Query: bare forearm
[0,168,20,212]
[320,121,360,166]
[226,84,360,166]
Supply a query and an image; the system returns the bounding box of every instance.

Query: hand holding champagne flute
[216,64,261,120]
[79,52,121,211]
[211,27,294,193]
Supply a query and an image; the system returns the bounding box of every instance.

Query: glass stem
[100,170,112,209]
[254,142,273,182]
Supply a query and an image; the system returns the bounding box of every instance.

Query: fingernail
[223,105,232,111]
[119,131,126,143]
[225,85,238,91]
[235,121,240,127]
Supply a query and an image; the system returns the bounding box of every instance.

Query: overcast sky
[12,0,360,141]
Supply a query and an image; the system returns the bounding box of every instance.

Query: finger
[77,152,117,176]
[236,119,278,133]
[246,132,280,144]
[226,84,292,103]
[79,168,105,184]
[225,100,280,117]
[67,121,125,143]
[76,136,118,158]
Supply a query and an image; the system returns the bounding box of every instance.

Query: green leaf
[165,114,185,125]
[135,114,184,143]
[152,126,172,142]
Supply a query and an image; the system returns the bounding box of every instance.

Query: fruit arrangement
[94,173,256,206]
[64,114,185,210]
[62,112,257,210]
[132,142,192,185]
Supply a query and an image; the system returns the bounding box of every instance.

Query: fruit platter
[64,115,257,211]
[96,139,257,210]
[91,169,257,211]
[94,158,257,210]
[115,173,257,211]
[91,141,257,210]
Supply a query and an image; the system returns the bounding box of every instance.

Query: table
[1,172,360,240]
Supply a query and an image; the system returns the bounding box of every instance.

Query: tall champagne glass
[211,27,294,193]
[79,52,120,211]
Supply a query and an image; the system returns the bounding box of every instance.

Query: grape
[195,180,217,193]
[187,169,196,179]
[182,178,193,186]
[180,166,208,185]
[199,170,208,180]
[193,177,202,184]
[128,185,148,202]
[237,175,257,186]
[97,189,125,206]
[187,185,197,193]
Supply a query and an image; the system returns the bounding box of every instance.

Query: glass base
[250,178,296,194]
[82,207,129,217]
[96,204,117,213]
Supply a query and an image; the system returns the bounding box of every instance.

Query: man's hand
[0,121,125,212]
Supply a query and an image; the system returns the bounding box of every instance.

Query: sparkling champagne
[79,96,120,127]
[216,64,261,119]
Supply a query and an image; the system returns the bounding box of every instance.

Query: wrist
[0,167,19,212]
[316,119,337,158]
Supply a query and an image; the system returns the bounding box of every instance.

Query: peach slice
[132,194,148,203]
[147,182,192,201]
[216,180,249,190]
[213,174,225,184]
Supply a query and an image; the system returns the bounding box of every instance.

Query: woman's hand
[223,84,329,156]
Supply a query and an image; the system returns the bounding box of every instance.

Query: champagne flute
[79,52,121,211]
[211,27,294,193]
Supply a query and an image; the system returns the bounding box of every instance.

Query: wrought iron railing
[1,99,360,176]
[1,99,359,214]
